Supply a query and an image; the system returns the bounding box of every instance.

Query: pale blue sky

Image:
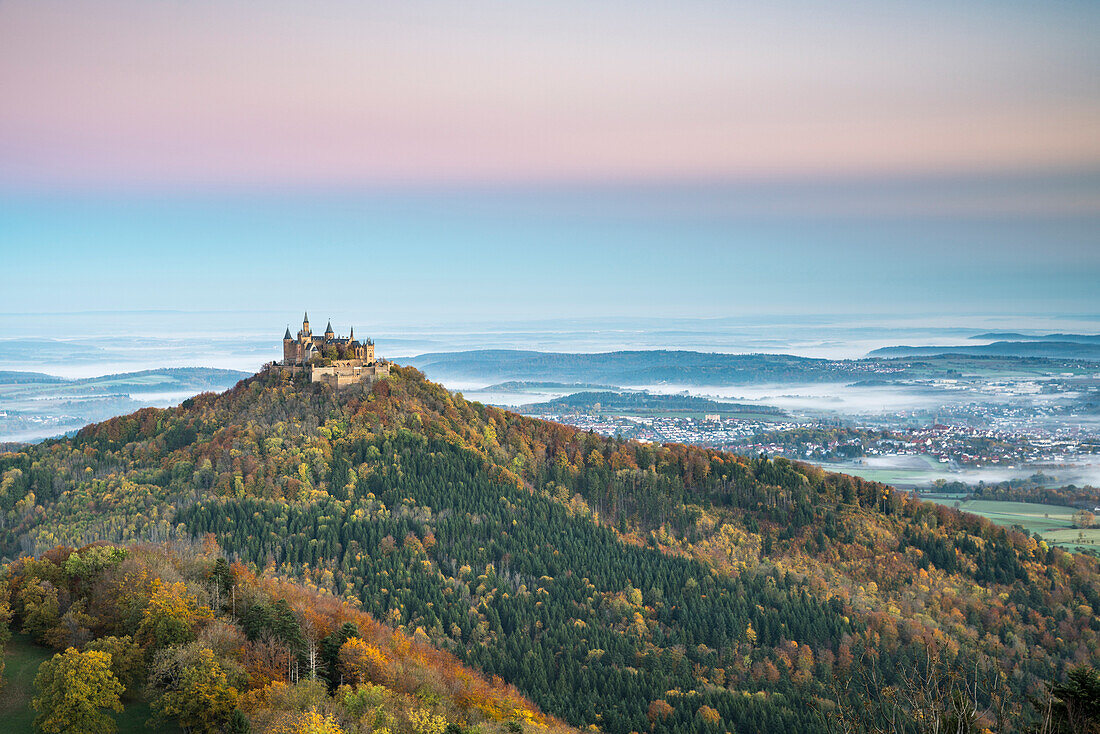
[3,173,1098,321]
[1,2,1098,324]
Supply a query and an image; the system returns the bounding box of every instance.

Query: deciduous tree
[148,645,239,733]
[32,647,123,734]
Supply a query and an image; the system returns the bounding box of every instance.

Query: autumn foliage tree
[265,707,344,734]
[647,699,674,723]
[338,636,390,687]
[138,579,213,648]
[0,598,12,689]
[84,635,144,691]
[32,647,124,734]
[1,540,563,734]
[147,644,240,733]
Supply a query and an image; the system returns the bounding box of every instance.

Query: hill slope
[1,542,564,734]
[0,367,1097,732]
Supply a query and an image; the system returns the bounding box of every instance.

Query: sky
[1,1,1098,324]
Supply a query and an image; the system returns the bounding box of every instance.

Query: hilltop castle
[276,313,390,388]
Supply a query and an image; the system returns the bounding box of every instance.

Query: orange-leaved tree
[338,636,390,687]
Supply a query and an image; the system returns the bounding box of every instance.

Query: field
[0,634,50,732]
[0,634,178,733]
[928,499,1077,532]
[1036,528,1100,552]
[818,454,1095,492]
[822,455,952,488]
[922,497,1100,550]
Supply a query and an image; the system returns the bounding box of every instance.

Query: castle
[275,313,390,388]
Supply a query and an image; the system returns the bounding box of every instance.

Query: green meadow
[0,634,178,734]
[923,497,1100,551]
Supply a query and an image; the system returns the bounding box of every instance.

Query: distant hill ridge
[0,371,67,385]
[408,349,853,385]
[0,367,253,443]
[969,332,1100,343]
[519,389,785,415]
[409,347,1100,385]
[868,340,1100,360]
[0,366,250,388]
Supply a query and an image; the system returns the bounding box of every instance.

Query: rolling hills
[405,348,1100,387]
[0,366,1097,732]
[0,367,250,442]
[868,341,1100,360]
[517,390,786,417]
[969,333,1100,344]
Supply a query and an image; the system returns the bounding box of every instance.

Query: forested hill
[518,390,784,416]
[405,348,1100,386]
[0,366,1098,732]
[406,349,856,384]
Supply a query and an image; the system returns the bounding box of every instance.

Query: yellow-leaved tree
[338,636,390,686]
[138,579,213,648]
[148,645,239,733]
[32,647,124,734]
[265,707,344,734]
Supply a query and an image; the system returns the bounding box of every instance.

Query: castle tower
[282,326,294,364]
[302,312,311,338]
[325,320,335,340]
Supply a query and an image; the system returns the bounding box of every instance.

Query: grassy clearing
[926,497,1074,524]
[1,634,179,733]
[0,634,51,732]
[949,499,1074,532]
[922,497,1099,550]
[818,455,959,488]
[1038,528,1100,552]
[838,467,950,488]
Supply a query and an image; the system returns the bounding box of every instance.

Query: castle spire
[283,326,292,340]
[349,326,354,340]
[325,320,334,339]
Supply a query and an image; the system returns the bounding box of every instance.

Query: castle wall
[309,361,390,389]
